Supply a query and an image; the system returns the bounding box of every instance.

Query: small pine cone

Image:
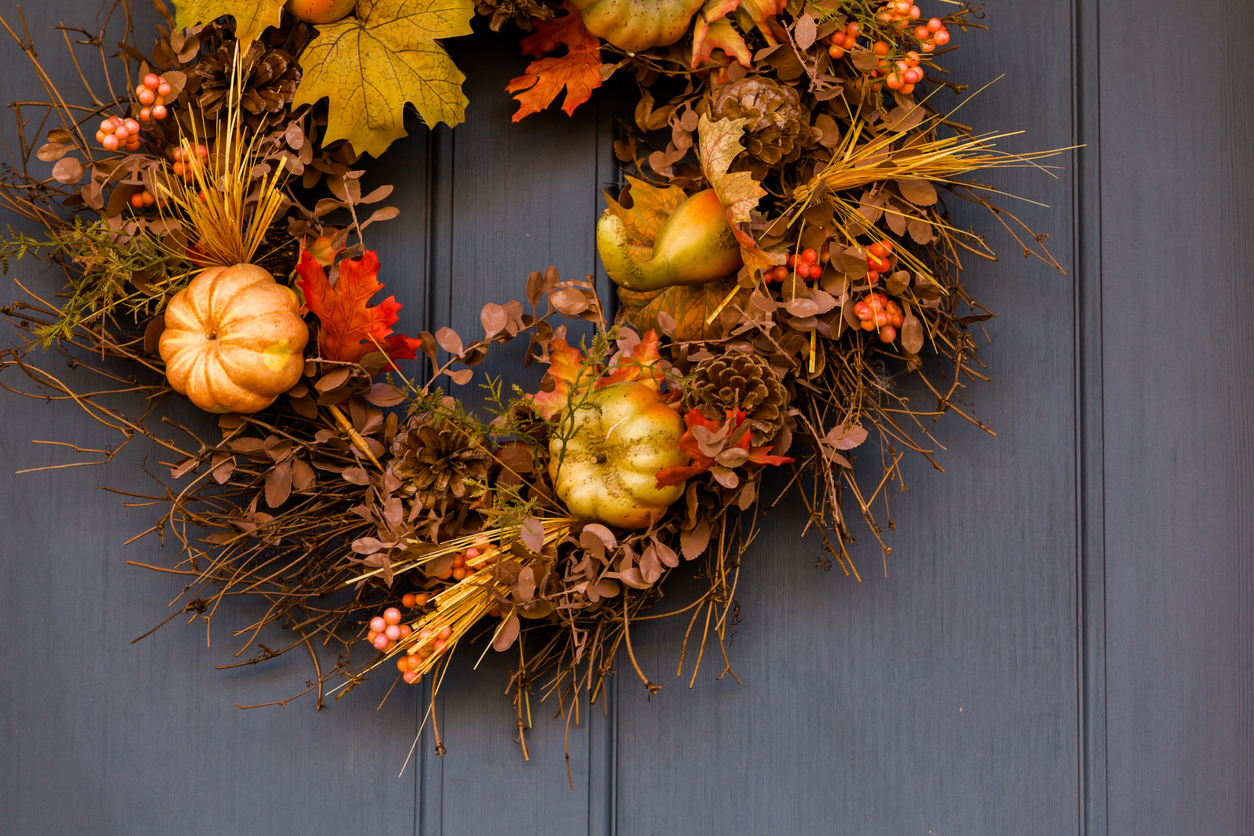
[390,414,492,512]
[254,231,300,280]
[195,41,301,117]
[709,76,810,178]
[686,352,788,442]
[475,0,555,31]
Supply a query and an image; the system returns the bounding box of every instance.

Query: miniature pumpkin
[549,381,689,528]
[569,0,705,53]
[159,263,309,414]
[596,188,742,292]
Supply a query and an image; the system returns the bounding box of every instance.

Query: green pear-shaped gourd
[569,0,705,52]
[597,189,743,293]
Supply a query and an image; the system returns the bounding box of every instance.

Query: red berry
[933,29,950,45]
[101,134,119,151]
[829,45,846,59]
[867,270,879,284]
[157,81,172,97]
[130,192,146,209]
[879,325,897,343]
[854,302,872,319]
[801,248,818,264]
[926,17,943,33]
[143,73,161,90]
[915,25,931,40]
[867,253,891,273]
[401,592,417,608]
[152,104,168,120]
[138,89,156,106]
[868,241,888,258]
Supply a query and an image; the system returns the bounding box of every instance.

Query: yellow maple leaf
[697,115,781,272]
[293,0,474,158]
[173,0,285,49]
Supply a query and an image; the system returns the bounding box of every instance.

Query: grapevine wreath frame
[0,0,1063,762]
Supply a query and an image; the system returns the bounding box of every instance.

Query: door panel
[2,1,1252,834]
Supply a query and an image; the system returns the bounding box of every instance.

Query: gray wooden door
[2,1,1251,833]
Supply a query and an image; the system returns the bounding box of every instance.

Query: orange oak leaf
[655,408,792,488]
[598,330,666,391]
[697,114,783,274]
[532,338,595,420]
[618,279,745,342]
[506,2,603,121]
[295,249,422,369]
[602,176,689,247]
[693,16,751,68]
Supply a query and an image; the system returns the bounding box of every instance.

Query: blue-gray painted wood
[2,0,1252,833]
[1098,1,1254,834]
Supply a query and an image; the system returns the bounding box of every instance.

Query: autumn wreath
[0,0,1061,756]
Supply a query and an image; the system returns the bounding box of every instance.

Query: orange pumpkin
[159,264,309,414]
[570,0,705,52]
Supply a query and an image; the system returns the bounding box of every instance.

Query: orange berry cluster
[430,537,494,582]
[129,189,159,210]
[864,239,894,285]
[367,606,414,652]
[768,247,825,283]
[134,73,173,124]
[825,7,951,93]
[396,619,455,684]
[171,144,209,181]
[96,117,142,153]
[853,292,904,344]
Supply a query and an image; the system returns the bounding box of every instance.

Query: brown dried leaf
[492,611,520,651]
[51,157,83,184]
[265,460,293,508]
[901,311,924,354]
[896,179,938,206]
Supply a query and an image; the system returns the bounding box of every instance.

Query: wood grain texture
[1097,0,1254,833]
[613,3,1083,832]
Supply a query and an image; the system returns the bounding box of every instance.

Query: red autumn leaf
[295,249,422,369]
[597,330,666,391]
[655,408,793,488]
[532,338,595,420]
[505,1,602,122]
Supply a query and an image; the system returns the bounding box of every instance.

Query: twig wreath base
[0,0,1062,762]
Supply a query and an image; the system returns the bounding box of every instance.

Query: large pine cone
[475,0,555,32]
[686,352,788,441]
[709,76,810,178]
[195,41,301,116]
[390,414,492,512]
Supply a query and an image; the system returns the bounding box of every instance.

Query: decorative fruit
[596,189,742,292]
[159,264,309,414]
[285,0,357,24]
[549,381,688,529]
[569,0,704,52]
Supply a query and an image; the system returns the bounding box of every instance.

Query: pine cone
[475,0,555,32]
[390,414,492,512]
[686,352,788,441]
[195,40,301,117]
[709,76,810,179]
